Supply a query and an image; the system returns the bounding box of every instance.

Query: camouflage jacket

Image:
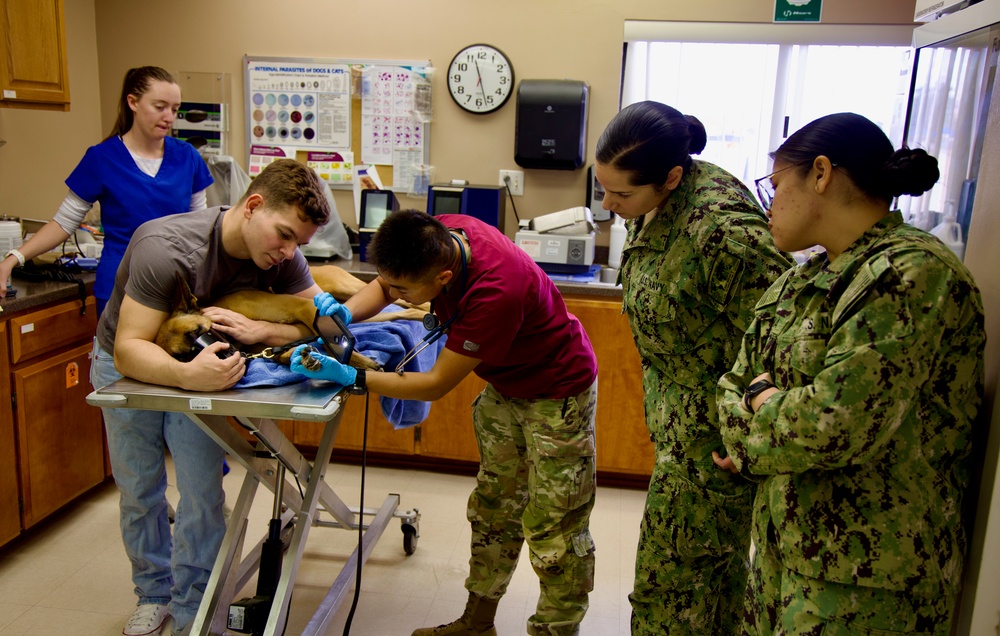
[620,160,792,464]
[718,212,985,595]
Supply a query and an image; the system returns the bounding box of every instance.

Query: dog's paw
[300,345,325,372]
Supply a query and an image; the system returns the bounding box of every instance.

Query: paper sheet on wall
[248,145,294,176]
[393,148,427,196]
[246,60,351,158]
[361,66,424,166]
[306,151,354,185]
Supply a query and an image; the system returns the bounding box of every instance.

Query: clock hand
[473,58,487,101]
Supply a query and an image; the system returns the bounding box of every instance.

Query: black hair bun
[883,148,940,197]
[685,115,707,155]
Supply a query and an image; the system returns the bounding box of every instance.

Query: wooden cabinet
[410,373,483,462]
[284,392,415,458]
[564,295,654,479]
[4,296,103,538]
[0,0,70,109]
[0,323,20,546]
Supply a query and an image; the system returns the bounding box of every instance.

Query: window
[622,22,913,190]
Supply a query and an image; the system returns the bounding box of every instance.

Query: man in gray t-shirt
[90,159,330,636]
[96,203,316,360]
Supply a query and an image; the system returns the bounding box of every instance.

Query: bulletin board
[243,55,432,190]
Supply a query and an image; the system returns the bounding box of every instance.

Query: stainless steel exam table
[87,377,420,636]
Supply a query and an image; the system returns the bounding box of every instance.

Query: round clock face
[447,44,514,114]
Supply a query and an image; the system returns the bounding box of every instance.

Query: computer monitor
[359,189,400,230]
[426,184,506,234]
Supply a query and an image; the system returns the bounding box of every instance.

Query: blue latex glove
[290,343,357,385]
[314,292,352,325]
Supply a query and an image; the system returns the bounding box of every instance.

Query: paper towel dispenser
[514,80,589,170]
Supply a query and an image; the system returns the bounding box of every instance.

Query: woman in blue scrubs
[0,66,213,315]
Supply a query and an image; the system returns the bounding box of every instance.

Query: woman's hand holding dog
[290,343,357,386]
[314,292,352,325]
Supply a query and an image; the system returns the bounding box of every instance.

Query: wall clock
[447,44,515,114]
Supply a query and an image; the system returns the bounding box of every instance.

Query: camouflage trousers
[629,446,753,636]
[466,380,598,636]
[743,538,957,635]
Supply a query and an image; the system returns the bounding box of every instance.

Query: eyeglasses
[754,160,812,210]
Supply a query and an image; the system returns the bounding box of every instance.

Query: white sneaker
[123,604,170,636]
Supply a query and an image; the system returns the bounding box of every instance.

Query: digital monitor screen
[433,190,462,215]
[361,190,392,229]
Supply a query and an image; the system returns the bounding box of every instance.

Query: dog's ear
[173,273,200,314]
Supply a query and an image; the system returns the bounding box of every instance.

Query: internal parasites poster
[246,61,351,152]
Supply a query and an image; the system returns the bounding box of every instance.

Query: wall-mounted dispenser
[514,80,589,171]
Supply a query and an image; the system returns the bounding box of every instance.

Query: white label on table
[189,398,213,411]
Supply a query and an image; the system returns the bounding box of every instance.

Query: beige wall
[0,0,915,236]
[0,0,103,220]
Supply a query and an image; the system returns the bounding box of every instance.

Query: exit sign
[775,0,822,22]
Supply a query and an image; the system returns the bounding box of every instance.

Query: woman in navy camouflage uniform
[716,112,985,635]
[595,101,792,635]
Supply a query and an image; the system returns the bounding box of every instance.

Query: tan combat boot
[411,593,499,636]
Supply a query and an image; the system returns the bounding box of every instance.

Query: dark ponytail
[103,66,176,142]
[596,101,707,187]
[774,112,939,203]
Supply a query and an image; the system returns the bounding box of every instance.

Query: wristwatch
[4,249,25,268]
[743,379,776,413]
[347,368,367,395]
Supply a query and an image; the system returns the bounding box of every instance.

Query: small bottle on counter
[608,215,626,270]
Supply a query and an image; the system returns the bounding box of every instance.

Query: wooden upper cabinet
[0,0,70,109]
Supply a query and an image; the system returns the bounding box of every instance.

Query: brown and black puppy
[154,265,427,369]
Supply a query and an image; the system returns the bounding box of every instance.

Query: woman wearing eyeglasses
[716,112,985,635]
[594,101,792,635]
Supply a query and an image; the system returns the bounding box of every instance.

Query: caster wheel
[402,523,418,555]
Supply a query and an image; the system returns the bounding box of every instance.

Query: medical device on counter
[427,182,507,233]
[514,206,595,274]
[357,189,400,262]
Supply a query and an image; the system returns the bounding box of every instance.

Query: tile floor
[0,459,646,635]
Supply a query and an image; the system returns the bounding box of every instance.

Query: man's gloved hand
[314,292,352,325]
[290,343,357,386]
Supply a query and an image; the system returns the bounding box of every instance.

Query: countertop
[309,254,624,299]
[0,271,96,317]
[0,252,620,320]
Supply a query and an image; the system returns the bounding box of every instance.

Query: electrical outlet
[499,170,524,196]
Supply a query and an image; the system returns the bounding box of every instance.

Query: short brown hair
[240,159,330,226]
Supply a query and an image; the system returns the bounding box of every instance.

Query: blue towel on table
[350,311,446,429]
[235,306,444,429]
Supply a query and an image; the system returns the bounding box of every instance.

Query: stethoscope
[395,233,467,374]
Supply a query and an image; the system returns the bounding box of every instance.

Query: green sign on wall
[774,0,822,22]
